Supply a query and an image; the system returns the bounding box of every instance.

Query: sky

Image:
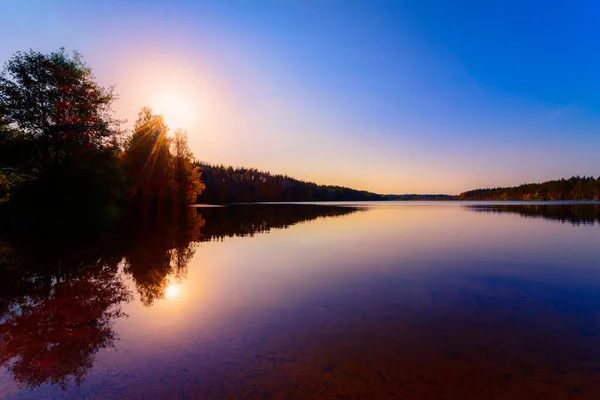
[2,0,600,194]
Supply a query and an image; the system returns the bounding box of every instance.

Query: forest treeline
[195,163,452,203]
[0,49,203,232]
[458,176,600,201]
[195,163,383,203]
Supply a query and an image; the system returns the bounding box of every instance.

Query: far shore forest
[1,49,599,232]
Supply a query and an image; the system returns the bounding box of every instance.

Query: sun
[150,91,195,130]
[165,284,179,298]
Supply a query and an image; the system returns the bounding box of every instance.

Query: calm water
[2,202,600,399]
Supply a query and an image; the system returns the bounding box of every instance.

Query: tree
[194,162,385,204]
[0,49,123,214]
[121,107,172,210]
[0,49,121,169]
[121,108,204,213]
[459,176,600,201]
[172,129,205,205]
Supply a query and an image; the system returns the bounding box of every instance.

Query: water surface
[2,202,600,399]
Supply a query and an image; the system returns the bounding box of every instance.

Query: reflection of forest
[0,204,357,389]
[197,204,359,241]
[466,203,600,225]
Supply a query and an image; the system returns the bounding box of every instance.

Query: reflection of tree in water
[0,204,358,389]
[0,270,129,389]
[123,205,358,305]
[122,209,205,306]
[0,242,130,389]
[467,203,600,225]
[0,210,204,388]
[196,204,359,242]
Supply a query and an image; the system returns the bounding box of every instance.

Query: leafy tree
[0,48,121,169]
[0,49,123,214]
[172,129,205,205]
[121,108,205,215]
[121,106,172,210]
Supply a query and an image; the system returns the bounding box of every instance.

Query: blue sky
[2,0,599,193]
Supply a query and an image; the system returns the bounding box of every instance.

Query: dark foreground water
[2,202,600,399]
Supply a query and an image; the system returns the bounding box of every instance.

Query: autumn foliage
[0,49,204,229]
[120,107,205,214]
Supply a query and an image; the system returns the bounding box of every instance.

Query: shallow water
[2,202,600,399]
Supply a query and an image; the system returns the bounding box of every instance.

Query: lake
[1,202,600,399]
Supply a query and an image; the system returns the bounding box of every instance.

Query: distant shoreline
[194,199,600,205]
